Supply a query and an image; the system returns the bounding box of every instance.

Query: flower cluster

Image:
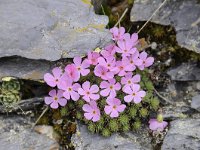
[44,27,155,126]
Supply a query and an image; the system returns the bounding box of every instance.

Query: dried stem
[32,106,49,129]
[137,0,168,34]
[154,88,173,105]
[114,8,128,27]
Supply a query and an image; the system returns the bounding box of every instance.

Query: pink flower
[104,98,126,118]
[44,90,67,109]
[110,27,125,41]
[100,79,121,98]
[94,65,114,80]
[122,50,142,71]
[59,80,80,101]
[149,119,168,131]
[44,67,63,88]
[115,39,137,57]
[123,84,146,103]
[78,81,100,102]
[82,101,100,122]
[138,51,154,70]
[121,72,140,88]
[123,33,138,46]
[73,56,90,76]
[86,51,100,65]
[64,64,80,82]
[98,56,116,71]
[101,44,116,58]
[111,60,133,76]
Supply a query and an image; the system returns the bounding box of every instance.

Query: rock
[71,123,152,150]
[191,94,200,112]
[0,0,111,61]
[131,0,200,54]
[0,115,59,150]
[34,125,60,142]
[167,63,200,81]
[161,119,200,150]
[0,97,44,113]
[0,57,51,80]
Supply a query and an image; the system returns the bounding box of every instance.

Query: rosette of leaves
[0,79,21,108]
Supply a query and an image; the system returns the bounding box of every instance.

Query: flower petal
[44,97,53,105]
[50,101,59,109]
[58,98,67,106]
[124,95,133,103]
[70,91,80,101]
[52,67,62,78]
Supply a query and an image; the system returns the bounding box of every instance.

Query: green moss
[101,128,111,137]
[88,122,96,133]
[118,114,129,126]
[139,108,148,118]
[109,119,119,132]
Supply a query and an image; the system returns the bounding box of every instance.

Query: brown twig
[114,8,128,27]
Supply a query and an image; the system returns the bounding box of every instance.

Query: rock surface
[0,57,52,80]
[131,0,200,54]
[167,63,200,81]
[71,123,152,150]
[0,115,59,150]
[0,0,111,61]
[161,119,200,150]
[191,94,200,112]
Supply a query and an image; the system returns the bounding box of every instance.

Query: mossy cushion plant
[43,27,166,136]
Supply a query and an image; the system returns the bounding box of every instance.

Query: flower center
[124,50,128,52]
[55,79,59,82]
[108,64,111,67]
[77,67,81,71]
[54,96,58,101]
[143,61,145,64]
[101,72,105,75]
[92,110,96,114]
[128,80,131,84]
[110,85,113,89]
[130,60,133,64]
[132,93,136,96]
[113,105,117,109]
[119,66,124,70]
[68,87,72,91]
[86,91,90,95]
[91,59,95,63]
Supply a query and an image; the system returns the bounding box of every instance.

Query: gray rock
[161,119,200,150]
[167,63,200,81]
[131,0,200,54]
[191,94,200,112]
[72,123,152,150]
[0,0,111,61]
[0,57,51,80]
[0,115,59,150]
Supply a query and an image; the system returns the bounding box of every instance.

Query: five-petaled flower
[94,65,114,80]
[44,67,63,88]
[44,89,67,109]
[138,51,154,70]
[86,51,100,65]
[121,73,141,89]
[64,64,80,82]
[73,56,90,76]
[123,84,146,103]
[100,79,121,98]
[110,27,125,41]
[104,98,126,118]
[59,80,80,101]
[83,101,101,122]
[78,81,100,102]
[149,119,168,131]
